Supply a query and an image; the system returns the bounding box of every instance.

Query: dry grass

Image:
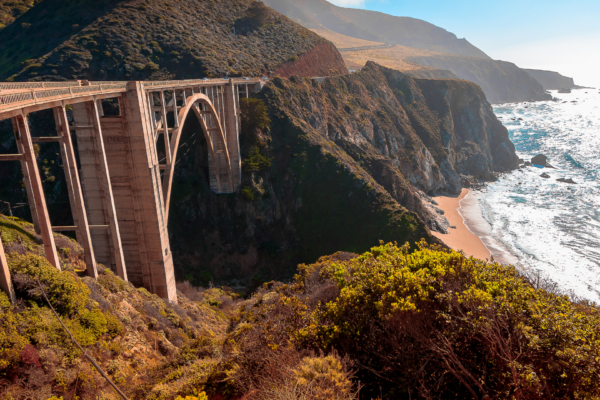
[340,45,445,73]
[311,28,384,49]
[310,28,449,75]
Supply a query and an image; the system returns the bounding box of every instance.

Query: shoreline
[432,189,519,265]
[431,189,491,260]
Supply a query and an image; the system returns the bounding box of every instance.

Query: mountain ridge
[260,0,490,59]
[0,0,347,81]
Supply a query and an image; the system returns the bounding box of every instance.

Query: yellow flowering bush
[230,241,600,399]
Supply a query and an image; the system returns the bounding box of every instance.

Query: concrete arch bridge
[0,78,264,303]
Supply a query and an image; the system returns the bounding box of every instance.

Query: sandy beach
[432,189,520,265]
[431,189,491,260]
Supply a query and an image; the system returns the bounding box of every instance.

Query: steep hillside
[0,0,347,81]
[0,0,40,29]
[525,68,577,90]
[261,0,490,59]
[0,214,233,399]
[167,62,518,286]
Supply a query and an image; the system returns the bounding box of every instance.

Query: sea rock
[531,154,548,167]
[540,173,550,179]
[558,88,572,93]
[524,161,532,167]
[557,178,577,184]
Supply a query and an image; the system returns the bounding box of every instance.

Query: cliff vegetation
[3,217,599,399]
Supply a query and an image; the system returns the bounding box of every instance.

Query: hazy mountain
[260,0,490,59]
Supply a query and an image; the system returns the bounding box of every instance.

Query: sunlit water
[481,89,600,302]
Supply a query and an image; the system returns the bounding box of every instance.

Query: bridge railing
[0,79,260,118]
[0,84,128,117]
[0,81,81,90]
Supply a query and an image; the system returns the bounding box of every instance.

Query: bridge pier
[71,101,127,280]
[13,115,61,269]
[112,82,176,301]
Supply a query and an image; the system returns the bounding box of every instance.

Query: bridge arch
[161,93,234,221]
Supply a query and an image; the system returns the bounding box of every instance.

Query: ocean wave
[485,89,600,302]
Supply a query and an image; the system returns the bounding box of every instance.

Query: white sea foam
[482,89,600,302]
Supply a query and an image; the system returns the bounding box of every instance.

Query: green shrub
[8,253,90,316]
[105,312,125,338]
[80,309,108,339]
[0,292,28,372]
[241,186,255,201]
[242,146,272,172]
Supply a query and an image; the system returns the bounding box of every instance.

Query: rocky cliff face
[524,68,576,90]
[166,62,518,287]
[0,0,346,81]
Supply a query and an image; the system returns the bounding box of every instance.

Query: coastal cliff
[167,62,518,286]
[407,54,552,103]
[524,68,577,90]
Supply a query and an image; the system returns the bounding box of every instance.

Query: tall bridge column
[117,82,176,302]
[14,115,61,269]
[224,81,241,191]
[11,119,40,234]
[71,101,126,279]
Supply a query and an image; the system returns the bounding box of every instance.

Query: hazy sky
[328,0,600,88]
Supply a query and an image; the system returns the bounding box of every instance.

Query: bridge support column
[224,81,241,191]
[13,115,61,269]
[116,82,176,302]
[0,234,16,303]
[54,106,98,279]
[11,119,40,234]
[71,101,126,279]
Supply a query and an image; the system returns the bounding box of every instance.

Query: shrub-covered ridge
[228,241,600,399]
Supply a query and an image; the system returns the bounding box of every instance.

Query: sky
[328,0,600,88]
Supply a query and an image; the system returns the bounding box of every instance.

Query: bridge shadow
[0,0,123,79]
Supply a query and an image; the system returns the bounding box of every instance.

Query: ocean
[475,89,600,302]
